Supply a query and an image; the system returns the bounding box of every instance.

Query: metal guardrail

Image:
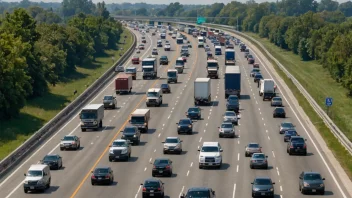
[0,28,137,179]
[126,17,352,155]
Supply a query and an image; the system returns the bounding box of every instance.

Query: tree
[317,0,339,12]
[339,1,352,17]
[96,1,109,19]
[136,8,148,16]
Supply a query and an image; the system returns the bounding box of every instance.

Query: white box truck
[194,78,211,105]
[259,79,276,100]
[130,109,150,133]
[80,104,104,131]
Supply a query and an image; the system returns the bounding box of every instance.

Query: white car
[162,137,182,154]
[198,142,223,169]
[172,34,176,39]
[108,139,131,162]
[164,45,171,51]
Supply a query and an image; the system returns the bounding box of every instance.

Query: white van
[215,46,222,55]
[23,164,51,193]
[146,88,163,107]
[198,36,204,48]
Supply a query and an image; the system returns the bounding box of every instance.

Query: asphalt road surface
[0,27,350,198]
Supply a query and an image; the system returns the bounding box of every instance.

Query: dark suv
[177,118,193,134]
[226,95,239,112]
[141,178,165,198]
[121,126,141,145]
[299,171,325,195]
[287,136,307,155]
[180,187,216,198]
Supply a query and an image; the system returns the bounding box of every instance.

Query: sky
[2,0,350,5]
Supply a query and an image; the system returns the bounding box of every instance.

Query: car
[180,187,216,198]
[181,49,189,57]
[165,40,170,44]
[114,65,125,72]
[284,130,298,142]
[139,44,145,50]
[245,48,250,52]
[247,54,254,60]
[287,136,307,155]
[23,164,51,193]
[253,63,260,68]
[160,83,171,93]
[226,43,234,49]
[271,97,283,107]
[223,111,238,125]
[279,122,295,134]
[176,118,193,134]
[244,52,250,58]
[152,158,173,177]
[249,153,268,169]
[131,56,140,64]
[218,122,236,138]
[136,49,141,53]
[103,95,117,109]
[299,171,325,195]
[186,107,201,120]
[121,126,141,145]
[273,107,286,118]
[152,48,158,55]
[226,95,239,112]
[91,166,114,185]
[250,68,260,77]
[159,55,169,65]
[157,40,163,47]
[188,43,192,48]
[245,143,262,157]
[172,34,176,38]
[162,137,182,154]
[248,57,255,64]
[141,178,165,198]
[152,32,155,36]
[251,177,275,197]
[254,73,263,83]
[108,139,132,161]
[181,56,187,62]
[40,154,63,170]
[198,142,223,169]
[60,135,80,151]
[164,44,171,51]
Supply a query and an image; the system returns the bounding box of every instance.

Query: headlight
[178,126,180,128]
[254,188,260,191]
[164,145,169,148]
[303,182,310,187]
[93,121,98,125]
[188,125,192,128]
[121,135,125,138]
[109,150,114,154]
[80,121,84,125]
[37,180,43,185]
[320,184,324,187]
[24,180,28,184]
[110,102,113,105]
[175,144,180,148]
[121,149,128,154]
[270,188,274,192]
[133,135,137,137]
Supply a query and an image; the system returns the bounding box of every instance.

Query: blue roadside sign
[325,97,333,107]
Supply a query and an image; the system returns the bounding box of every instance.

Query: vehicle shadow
[160,104,169,107]
[171,173,178,178]
[211,101,219,106]
[180,150,188,155]
[105,126,115,131]
[30,186,60,194]
[133,92,146,95]
[190,131,199,135]
[78,146,84,151]
[128,157,139,162]
[110,181,118,186]
[147,128,157,134]
[135,141,147,146]
[240,95,251,100]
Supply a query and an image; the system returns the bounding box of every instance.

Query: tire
[250,165,253,169]
[60,148,64,151]
[152,173,155,177]
[289,151,292,155]
[109,158,112,162]
[46,179,51,189]
[91,182,95,185]
[24,189,28,193]
[169,171,172,177]
[112,104,116,109]
[99,121,103,128]
[265,165,268,169]
[304,151,307,156]
[199,165,202,169]
[219,134,222,138]
[163,150,166,154]
[82,128,86,132]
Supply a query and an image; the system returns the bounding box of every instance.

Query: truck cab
[206,60,219,79]
[142,58,157,79]
[80,104,104,131]
[198,36,204,48]
[103,95,117,109]
[125,67,137,80]
[167,69,178,83]
[225,49,235,65]
[176,37,183,44]
[146,88,163,107]
[175,57,185,73]
[130,109,150,133]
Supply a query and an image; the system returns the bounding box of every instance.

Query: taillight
[143,187,146,192]
[264,160,267,163]
[153,165,156,169]
[91,175,96,179]
[303,144,307,149]
[157,188,161,191]
[290,145,294,148]
[165,165,170,169]
[105,175,110,179]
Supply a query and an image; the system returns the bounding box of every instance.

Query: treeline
[0,2,123,119]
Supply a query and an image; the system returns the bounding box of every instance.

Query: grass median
[0,28,133,160]
[243,32,352,179]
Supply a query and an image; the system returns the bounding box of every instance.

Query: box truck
[194,78,211,105]
[225,66,241,98]
[115,73,132,94]
[130,109,150,133]
[225,49,235,65]
[259,79,276,100]
[80,104,104,131]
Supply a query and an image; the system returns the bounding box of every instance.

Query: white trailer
[194,78,211,105]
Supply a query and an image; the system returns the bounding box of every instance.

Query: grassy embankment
[0,28,133,160]
[244,32,352,179]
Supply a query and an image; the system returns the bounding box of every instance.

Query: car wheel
[219,134,222,138]
[304,151,307,156]
[24,189,28,193]
[250,165,253,169]
[152,173,155,177]
[265,165,268,169]
[199,165,202,169]
[91,181,95,185]
[60,148,64,151]
[112,104,116,109]
[289,151,292,155]
[169,171,172,177]
[320,191,325,195]
[109,158,113,162]
[163,151,167,154]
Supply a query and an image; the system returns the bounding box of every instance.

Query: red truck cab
[132,56,140,64]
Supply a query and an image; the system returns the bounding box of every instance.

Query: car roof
[144,177,160,182]
[203,142,219,146]
[303,171,321,175]
[254,176,271,180]
[179,118,191,121]
[29,164,48,171]
[45,154,59,157]
[248,142,259,145]
[291,136,303,139]
[166,137,178,139]
[113,139,127,142]
[95,166,110,170]
[155,158,169,161]
[64,135,75,138]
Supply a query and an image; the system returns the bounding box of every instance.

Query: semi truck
[225,66,241,98]
[80,104,104,131]
[206,59,219,79]
[259,79,276,100]
[130,109,150,133]
[225,49,236,65]
[115,73,132,94]
[194,78,211,105]
[142,57,157,79]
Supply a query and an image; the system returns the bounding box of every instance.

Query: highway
[0,26,351,198]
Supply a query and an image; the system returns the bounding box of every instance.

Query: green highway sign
[197,17,206,24]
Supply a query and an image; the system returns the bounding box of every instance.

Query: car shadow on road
[77,146,84,151]
[132,92,146,95]
[128,157,139,162]
[135,141,147,146]
[105,126,115,131]
[147,128,157,134]
[190,131,199,135]
[240,95,251,100]
[160,104,169,107]
[211,101,219,106]
[30,186,59,194]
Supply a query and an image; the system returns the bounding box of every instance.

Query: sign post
[325,97,333,116]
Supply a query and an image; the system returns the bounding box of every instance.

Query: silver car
[218,122,236,138]
[271,97,283,107]
[103,95,117,109]
[162,137,183,154]
[250,153,268,169]
[223,111,238,125]
[245,143,262,157]
[115,65,124,72]
[60,135,80,151]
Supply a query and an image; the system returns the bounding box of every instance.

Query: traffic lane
[0,29,150,196]
[4,32,175,198]
[237,47,345,197]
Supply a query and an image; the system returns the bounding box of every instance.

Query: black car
[226,95,239,112]
[41,154,62,170]
[181,187,216,198]
[299,171,325,195]
[186,107,201,120]
[161,84,171,93]
[254,73,263,83]
[159,56,168,65]
[141,178,165,198]
[273,107,286,118]
[287,136,307,155]
[177,118,193,134]
[284,130,298,142]
[279,122,295,134]
[121,126,141,145]
[251,177,275,197]
[91,166,114,185]
[152,158,173,177]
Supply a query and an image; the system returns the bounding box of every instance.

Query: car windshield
[254,179,272,185]
[27,170,42,177]
[147,92,158,97]
[228,96,238,101]
[161,56,167,59]
[225,112,236,116]
[252,154,265,159]
[273,97,282,101]
[201,146,219,152]
[186,191,210,197]
[179,119,191,124]
[126,68,135,73]
[168,72,177,77]
[304,174,322,180]
[131,116,144,124]
[104,96,113,100]
[144,181,160,187]
[207,62,218,67]
[291,138,304,143]
[63,136,75,141]
[255,74,262,78]
[94,168,109,174]
[112,141,127,147]
[161,84,168,88]
[252,69,260,73]
[248,143,259,148]
[165,138,178,143]
[286,131,297,135]
[248,55,253,58]
[275,108,284,112]
[123,127,136,134]
[188,108,199,112]
[176,60,184,65]
[282,123,294,128]
[43,155,57,161]
[154,159,169,164]
[221,123,233,128]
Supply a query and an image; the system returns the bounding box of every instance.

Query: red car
[142,39,146,43]
[131,56,139,64]
[182,56,187,62]
[248,58,255,64]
